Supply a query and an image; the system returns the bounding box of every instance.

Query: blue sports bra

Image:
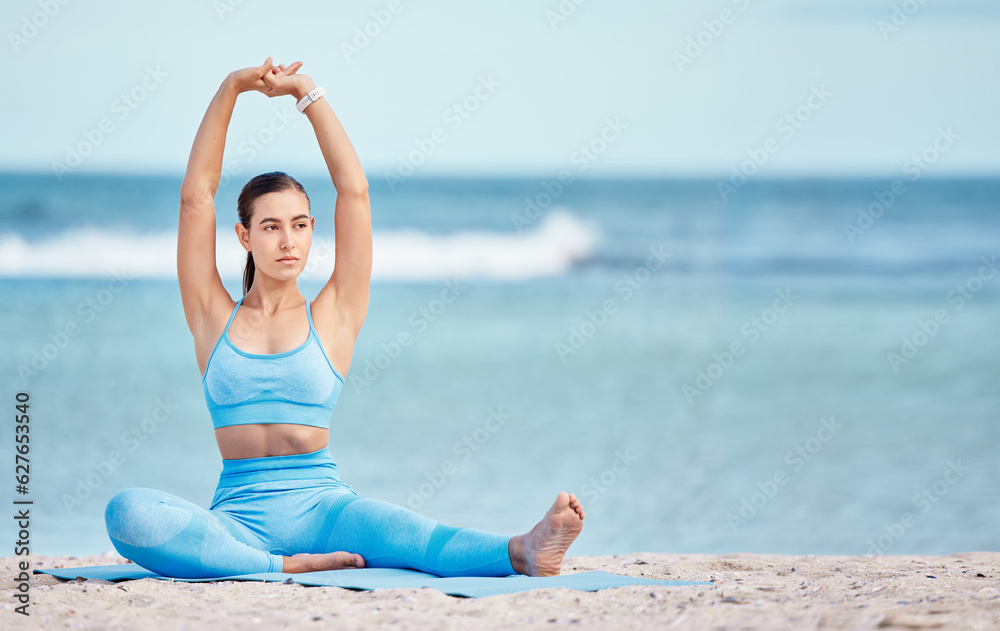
[202,295,345,430]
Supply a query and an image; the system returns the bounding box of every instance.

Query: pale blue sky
[1,0,997,179]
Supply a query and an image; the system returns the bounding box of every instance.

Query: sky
[0,0,998,180]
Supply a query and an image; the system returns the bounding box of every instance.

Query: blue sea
[1,172,997,559]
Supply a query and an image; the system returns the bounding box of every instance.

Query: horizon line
[0,169,998,182]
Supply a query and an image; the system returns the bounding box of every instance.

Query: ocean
[1,172,997,559]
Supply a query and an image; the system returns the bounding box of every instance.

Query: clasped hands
[228,57,316,101]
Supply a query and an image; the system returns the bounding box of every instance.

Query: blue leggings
[104,447,515,579]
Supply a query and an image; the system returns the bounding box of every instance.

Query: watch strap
[296,86,327,113]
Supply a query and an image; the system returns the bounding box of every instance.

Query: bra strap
[306,299,315,335]
[224,294,245,334]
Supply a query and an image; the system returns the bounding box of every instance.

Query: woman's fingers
[258,58,275,89]
[253,60,305,97]
[270,61,302,77]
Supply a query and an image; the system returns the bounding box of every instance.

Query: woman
[104,57,585,579]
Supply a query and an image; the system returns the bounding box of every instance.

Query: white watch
[296,86,327,113]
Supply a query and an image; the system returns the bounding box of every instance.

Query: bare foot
[509,491,586,576]
[282,551,365,573]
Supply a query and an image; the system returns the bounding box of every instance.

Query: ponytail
[242,251,256,297]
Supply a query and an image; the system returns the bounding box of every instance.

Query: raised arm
[281,73,372,334]
[176,58,291,335]
[176,73,238,335]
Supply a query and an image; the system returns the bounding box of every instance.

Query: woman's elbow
[179,182,215,206]
[337,176,369,199]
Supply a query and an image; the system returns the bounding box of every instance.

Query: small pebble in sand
[617,558,648,566]
[976,588,1000,599]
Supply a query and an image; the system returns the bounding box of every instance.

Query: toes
[341,552,365,569]
[556,491,575,508]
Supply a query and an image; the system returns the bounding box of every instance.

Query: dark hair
[237,171,310,296]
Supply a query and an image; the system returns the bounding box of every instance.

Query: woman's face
[241,188,314,281]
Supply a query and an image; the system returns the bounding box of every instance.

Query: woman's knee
[105,487,148,530]
[106,486,158,520]
[104,487,193,548]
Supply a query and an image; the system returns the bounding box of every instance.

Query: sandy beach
[3,551,997,630]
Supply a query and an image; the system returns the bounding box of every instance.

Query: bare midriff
[215,424,329,460]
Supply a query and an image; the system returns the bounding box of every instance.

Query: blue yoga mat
[35,564,712,598]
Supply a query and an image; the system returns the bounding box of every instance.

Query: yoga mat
[35,564,712,598]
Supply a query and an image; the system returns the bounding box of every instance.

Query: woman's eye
[263,223,307,230]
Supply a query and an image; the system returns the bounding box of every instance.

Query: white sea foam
[0,209,598,280]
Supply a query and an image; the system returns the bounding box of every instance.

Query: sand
[2,551,997,630]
